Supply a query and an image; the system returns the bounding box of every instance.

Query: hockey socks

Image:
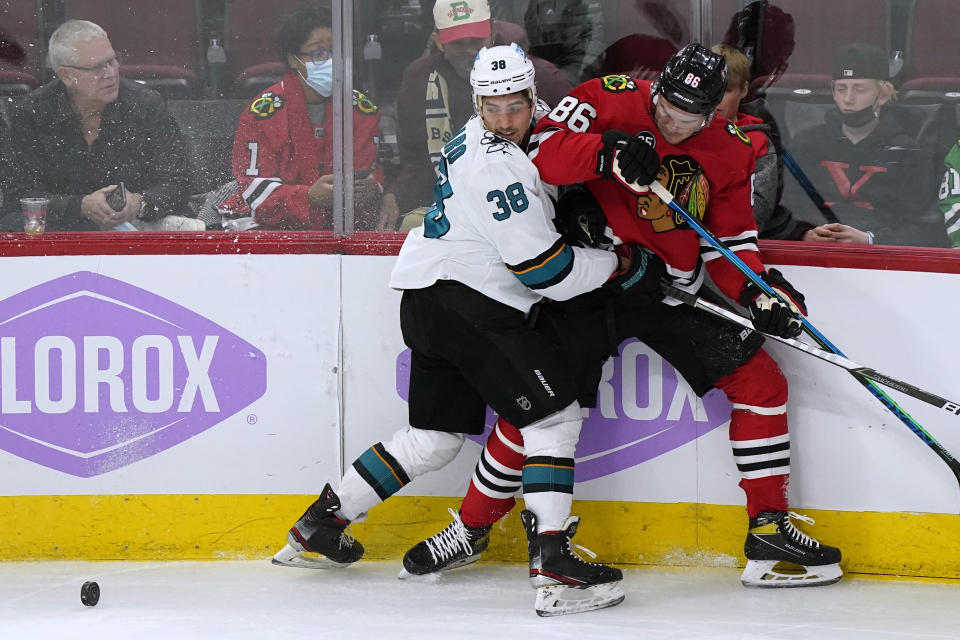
[338,428,467,521]
[522,456,575,533]
[337,443,410,521]
[715,350,791,516]
[460,418,525,529]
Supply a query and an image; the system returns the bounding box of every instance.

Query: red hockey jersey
[530,75,764,300]
[220,72,384,229]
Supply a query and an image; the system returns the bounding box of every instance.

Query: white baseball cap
[433,0,492,44]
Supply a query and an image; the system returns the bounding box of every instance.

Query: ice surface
[2,561,959,639]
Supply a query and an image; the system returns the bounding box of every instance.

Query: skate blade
[741,560,843,588]
[534,583,625,617]
[396,553,482,581]
[270,544,352,570]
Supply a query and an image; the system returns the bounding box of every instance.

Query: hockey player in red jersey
[218,4,384,230]
[405,43,843,589]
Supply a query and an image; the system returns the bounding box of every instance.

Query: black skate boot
[399,508,491,579]
[271,483,364,569]
[521,509,624,616]
[742,510,842,588]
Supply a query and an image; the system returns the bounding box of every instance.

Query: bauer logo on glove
[737,269,807,339]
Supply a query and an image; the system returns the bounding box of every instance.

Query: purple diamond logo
[395,338,731,481]
[0,271,267,477]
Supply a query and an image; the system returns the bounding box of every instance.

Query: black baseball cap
[832,43,890,80]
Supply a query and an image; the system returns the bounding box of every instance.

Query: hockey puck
[80,581,100,606]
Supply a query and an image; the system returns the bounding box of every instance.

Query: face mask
[300,58,333,97]
[839,103,878,128]
[446,52,476,79]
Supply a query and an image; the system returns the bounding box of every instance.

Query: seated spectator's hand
[116,191,143,224]
[802,226,837,243]
[308,174,335,211]
[82,185,125,228]
[811,223,871,245]
[354,175,383,214]
[378,192,400,231]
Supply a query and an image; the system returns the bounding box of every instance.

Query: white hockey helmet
[470,43,537,114]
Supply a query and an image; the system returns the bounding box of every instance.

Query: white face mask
[299,58,333,97]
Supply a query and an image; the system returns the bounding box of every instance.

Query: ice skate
[398,508,491,579]
[521,509,624,616]
[742,510,842,588]
[272,483,364,569]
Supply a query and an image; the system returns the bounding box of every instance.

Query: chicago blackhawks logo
[725,122,752,146]
[600,74,638,92]
[635,156,709,232]
[249,92,284,119]
[354,90,378,114]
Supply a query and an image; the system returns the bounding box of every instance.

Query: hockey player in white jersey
[272,44,664,617]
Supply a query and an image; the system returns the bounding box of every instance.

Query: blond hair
[712,44,751,91]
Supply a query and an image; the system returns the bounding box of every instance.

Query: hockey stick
[781,146,841,224]
[647,179,960,487]
[662,282,960,418]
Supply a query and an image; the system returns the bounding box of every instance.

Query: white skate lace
[566,539,603,565]
[425,508,473,563]
[783,512,819,549]
[338,527,356,549]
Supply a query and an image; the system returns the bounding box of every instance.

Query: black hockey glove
[596,129,660,187]
[556,185,610,248]
[603,244,666,305]
[737,269,808,339]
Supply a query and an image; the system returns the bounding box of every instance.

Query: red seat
[223,0,317,98]
[901,0,960,103]
[715,0,888,100]
[0,0,45,95]
[63,0,202,98]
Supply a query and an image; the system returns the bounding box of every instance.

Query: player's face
[59,37,120,105]
[480,93,533,146]
[654,96,707,145]
[832,79,881,112]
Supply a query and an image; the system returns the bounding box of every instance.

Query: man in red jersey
[404,43,843,590]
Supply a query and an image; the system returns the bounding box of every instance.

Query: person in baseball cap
[830,43,894,130]
[431,0,493,79]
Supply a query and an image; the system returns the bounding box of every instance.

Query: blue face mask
[300,58,333,97]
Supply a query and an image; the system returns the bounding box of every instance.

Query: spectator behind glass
[217,2,385,231]
[391,0,570,226]
[721,0,795,98]
[939,139,960,248]
[783,43,948,247]
[489,0,605,85]
[0,20,191,231]
[713,44,851,242]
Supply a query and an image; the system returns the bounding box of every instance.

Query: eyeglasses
[296,48,332,65]
[62,55,121,77]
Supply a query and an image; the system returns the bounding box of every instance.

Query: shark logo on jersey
[481,131,514,155]
[635,156,709,232]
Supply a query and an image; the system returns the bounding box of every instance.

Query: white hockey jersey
[389,115,617,313]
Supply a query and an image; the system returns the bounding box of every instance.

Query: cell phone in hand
[106,182,127,211]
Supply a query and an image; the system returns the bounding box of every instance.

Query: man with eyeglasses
[217,3,385,231]
[0,19,191,231]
